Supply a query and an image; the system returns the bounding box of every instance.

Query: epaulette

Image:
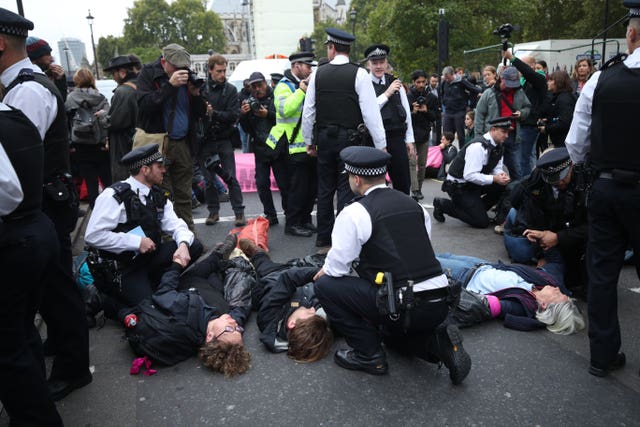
[111,182,132,204]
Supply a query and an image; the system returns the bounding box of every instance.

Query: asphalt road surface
[2,179,639,426]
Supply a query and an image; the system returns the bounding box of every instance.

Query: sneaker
[213,233,238,260]
[205,213,219,226]
[218,192,230,202]
[494,224,505,235]
[432,324,471,385]
[334,348,388,375]
[239,238,263,258]
[432,198,446,223]
[234,214,247,227]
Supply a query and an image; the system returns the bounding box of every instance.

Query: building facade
[57,37,87,75]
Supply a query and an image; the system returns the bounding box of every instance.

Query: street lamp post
[350,9,357,58]
[86,9,99,79]
[241,0,253,59]
[63,46,71,75]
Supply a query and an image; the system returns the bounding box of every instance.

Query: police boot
[430,323,471,385]
[334,348,388,375]
[83,284,104,329]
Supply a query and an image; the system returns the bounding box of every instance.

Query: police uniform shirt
[302,55,387,149]
[0,57,58,140]
[447,132,504,185]
[322,183,449,291]
[85,176,194,253]
[566,48,640,163]
[0,136,23,216]
[371,74,415,144]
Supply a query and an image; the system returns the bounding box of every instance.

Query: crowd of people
[1,2,640,424]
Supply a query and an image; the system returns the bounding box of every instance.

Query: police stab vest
[448,137,504,180]
[105,182,167,261]
[0,108,43,219]
[315,62,363,130]
[372,74,407,132]
[591,63,640,172]
[6,69,71,180]
[356,188,442,285]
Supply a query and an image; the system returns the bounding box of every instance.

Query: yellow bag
[132,128,168,154]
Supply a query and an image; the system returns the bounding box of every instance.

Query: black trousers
[77,149,112,208]
[286,152,317,227]
[200,139,245,216]
[0,213,63,425]
[40,194,91,382]
[315,275,448,357]
[255,153,289,219]
[102,240,204,319]
[440,182,505,228]
[386,131,411,195]
[587,178,640,367]
[315,127,356,245]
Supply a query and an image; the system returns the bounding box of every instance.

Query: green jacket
[266,74,306,154]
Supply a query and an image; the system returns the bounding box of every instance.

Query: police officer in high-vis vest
[267,51,317,237]
[314,146,471,384]
[365,44,415,195]
[85,144,203,318]
[565,0,640,378]
[302,28,387,250]
[433,117,512,228]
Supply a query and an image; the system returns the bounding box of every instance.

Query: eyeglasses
[213,325,244,341]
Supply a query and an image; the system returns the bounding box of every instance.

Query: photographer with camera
[136,43,206,230]
[441,66,481,145]
[240,72,287,225]
[200,54,246,226]
[407,70,438,200]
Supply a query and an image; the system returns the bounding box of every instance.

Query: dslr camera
[416,95,427,106]
[245,96,262,113]
[179,67,205,88]
[493,23,514,41]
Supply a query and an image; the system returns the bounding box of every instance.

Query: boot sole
[442,325,472,385]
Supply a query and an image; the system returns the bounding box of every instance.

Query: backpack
[125,292,204,366]
[71,100,101,145]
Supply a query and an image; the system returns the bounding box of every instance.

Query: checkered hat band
[543,159,571,174]
[326,35,351,45]
[0,24,28,37]
[345,164,387,176]
[367,48,387,58]
[130,151,163,169]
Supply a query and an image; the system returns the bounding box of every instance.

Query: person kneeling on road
[314,146,471,384]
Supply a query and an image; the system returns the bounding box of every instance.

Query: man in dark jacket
[200,54,246,227]
[238,239,333,362]
[240,72,288,225]
[104,55,139,181]
[136,43,205,230]
[26,36,67,101]
[503,50,548,176]
[440,66,481,143]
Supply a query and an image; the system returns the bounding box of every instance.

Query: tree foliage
[97,0,225,71]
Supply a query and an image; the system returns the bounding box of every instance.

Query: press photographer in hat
[314,146,471,384]
[301,27,387,251]
[434,117,512,228]
[85,143,203,319]
[365,44,415,196]
[0,7,92,402]
[104,55,140,181]
[565,0,640,378]
[502,147,587,294]
[136,43,206,230]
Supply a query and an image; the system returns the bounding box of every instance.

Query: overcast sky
[1,0,135,63]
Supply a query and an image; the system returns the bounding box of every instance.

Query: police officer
[433,117,512,228]
[85,144,203,316]
[269,51,316,237]
[565,1,640,377]
[302,28,387,250]
[365,44,415,195]
[0,101,63,425]
[0,7,92,401]
[314,146,471,384]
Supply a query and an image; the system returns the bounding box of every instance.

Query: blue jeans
[518,125,538,177]
[503,132,522,181]
[437,253,489,284]
[503,208,537,264]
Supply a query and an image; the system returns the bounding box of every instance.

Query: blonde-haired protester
[438,253,584,335]
[65,67,111,207]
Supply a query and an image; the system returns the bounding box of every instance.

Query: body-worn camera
[245,96,262,112]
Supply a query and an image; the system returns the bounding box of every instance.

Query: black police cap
[289,51,316,65]
[364,44,390,60]
[0,7,34,38]
[120,144,164,169]
[270,73,284,83]
[103,55,137,72]
[488,117,514,129]
[324,27,355,46]
[340,146,391,177]
[624,0,640,22]
[536,147,572,184]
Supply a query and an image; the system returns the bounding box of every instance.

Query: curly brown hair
[199,341,251,377]
[287,315,333,363]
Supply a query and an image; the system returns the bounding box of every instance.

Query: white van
[228,58,290,90]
